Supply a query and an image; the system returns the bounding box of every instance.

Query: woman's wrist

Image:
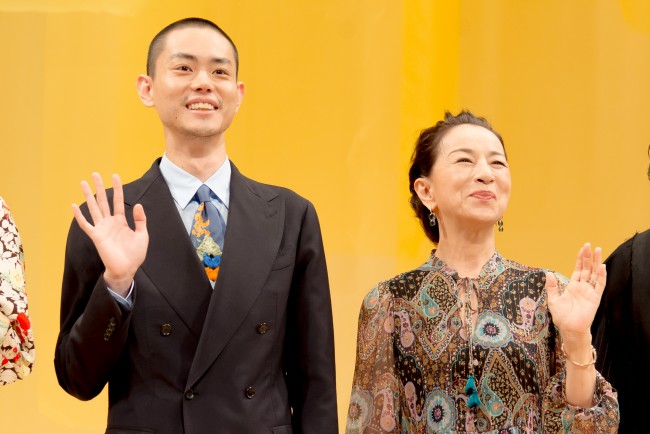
[562,342,597,367]
[560,332,596,367]
[560,331,592,348]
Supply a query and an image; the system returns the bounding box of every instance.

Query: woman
[346,111,618,433]
[0,197,35,385]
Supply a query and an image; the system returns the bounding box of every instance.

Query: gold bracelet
[561,343,597,367]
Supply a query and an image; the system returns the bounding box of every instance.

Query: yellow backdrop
[1,0,649,432]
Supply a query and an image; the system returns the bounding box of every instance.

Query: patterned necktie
[190,185,226,283]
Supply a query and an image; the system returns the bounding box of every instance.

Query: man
[591,145,650,433]
[55,18,337,434]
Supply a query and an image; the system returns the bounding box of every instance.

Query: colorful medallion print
[345,252,619,433]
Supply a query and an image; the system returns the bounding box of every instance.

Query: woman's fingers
[545,271,558,297]
[593,246,602,265]
[579,243,593,282]
[571,244,606,300]
[594,263,607,297]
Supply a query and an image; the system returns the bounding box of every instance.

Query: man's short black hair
[147,17,239,78]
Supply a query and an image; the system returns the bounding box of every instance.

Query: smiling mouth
[187,102,217,110]
[471,192,496,200]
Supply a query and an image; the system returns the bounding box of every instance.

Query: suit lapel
[127,160,212,338]
[188,163,282,386]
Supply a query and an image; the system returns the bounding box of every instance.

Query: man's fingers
[72,203,94,235]
[76,173,129,235]
[132,203,147,234]
[92,172,111,216]
[81,180,102,225]
[112,174,125,216]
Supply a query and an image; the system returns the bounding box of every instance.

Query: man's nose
[191,70,214,92]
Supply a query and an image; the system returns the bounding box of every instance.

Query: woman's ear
[413,177,436,212]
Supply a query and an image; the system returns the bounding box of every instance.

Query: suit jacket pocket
[271,248,295,271]
[272,425,293,434]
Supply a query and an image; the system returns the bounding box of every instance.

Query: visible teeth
[188,102,216,110]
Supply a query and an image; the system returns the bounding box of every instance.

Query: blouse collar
[423,250,505,281]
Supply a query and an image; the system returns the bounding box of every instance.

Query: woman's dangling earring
[429,210,437,226]
[497,219,504,232]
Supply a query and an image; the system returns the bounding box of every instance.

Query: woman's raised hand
[546,243,606,341]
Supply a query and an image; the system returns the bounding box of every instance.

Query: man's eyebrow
[169,53,198,62]
[210,57,232,65]
[168,53,232,66]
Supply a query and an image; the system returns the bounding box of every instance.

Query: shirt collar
[159,154,231,209]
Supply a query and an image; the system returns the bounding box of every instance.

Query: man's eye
[214,69,226,75]
[178,66,191,71]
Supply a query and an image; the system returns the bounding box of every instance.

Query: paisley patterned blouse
[0,197,35,385]
[346,252,618,433]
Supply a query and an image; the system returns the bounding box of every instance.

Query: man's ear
[136,75,155,107]
[413,177,436,212]
[234,81,245,113]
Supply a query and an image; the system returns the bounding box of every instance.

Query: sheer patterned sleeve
[346,282,401,433]
[0,197,35,385]
[541,273,619,432]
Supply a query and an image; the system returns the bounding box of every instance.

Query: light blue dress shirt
[159,153,231,231]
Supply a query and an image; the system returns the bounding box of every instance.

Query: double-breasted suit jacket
[55,159,338,434]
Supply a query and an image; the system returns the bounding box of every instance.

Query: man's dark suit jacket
[592,229,650,434]
[55,159,338,434]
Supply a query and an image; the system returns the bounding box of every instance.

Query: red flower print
[16,312,30,330]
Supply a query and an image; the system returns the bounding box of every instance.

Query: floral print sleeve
[0,197,35,385]
[542,273,619,432]
[347,282,401,433]
[543,368,619,432]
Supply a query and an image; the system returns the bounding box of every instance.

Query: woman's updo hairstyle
[408,110,506,244]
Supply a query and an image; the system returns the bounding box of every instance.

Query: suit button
[160,323,172,336]
[244,386,256,399]
[256,323,269,335]
[184,389,194,400]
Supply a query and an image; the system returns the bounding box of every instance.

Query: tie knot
[195,184,213,204]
